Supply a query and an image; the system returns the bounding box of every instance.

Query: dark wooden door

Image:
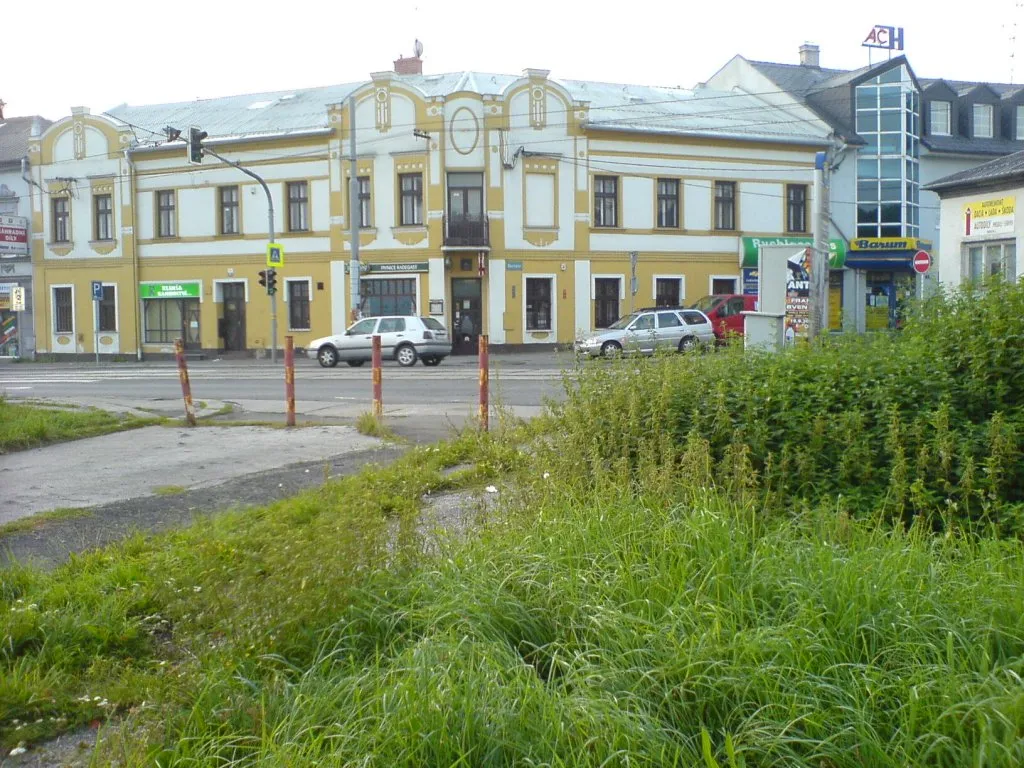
[594,278,620,328]
[451,277,482,355]
[222,283,246,351]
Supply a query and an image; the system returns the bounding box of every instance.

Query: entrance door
[183,300,201,350]
[222,282,246,351]
[594,278,621,328]
[451,277,482,355]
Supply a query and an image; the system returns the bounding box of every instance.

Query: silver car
[574,308,715,358]
[308,316,452,368]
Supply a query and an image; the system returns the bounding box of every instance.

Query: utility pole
[810,151,831,340]
[201,145,278,362]
[348,95,361,321]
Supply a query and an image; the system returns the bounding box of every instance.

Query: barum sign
[0,216,29,257]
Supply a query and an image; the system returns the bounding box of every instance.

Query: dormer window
[973,104,994,138]
[930,101,951,135]
[1017,105,1024,140]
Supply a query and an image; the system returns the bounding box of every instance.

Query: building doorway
[594,277,621,328]
[451,277,482,354]
[221,282,246,351]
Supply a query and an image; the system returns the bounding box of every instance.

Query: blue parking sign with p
[92,281,103,301]
[267,243,284,267]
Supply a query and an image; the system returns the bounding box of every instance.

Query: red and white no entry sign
[912,250,932,274]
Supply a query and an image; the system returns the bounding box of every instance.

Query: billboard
[964,196,1015,237]
[0,215,28,257]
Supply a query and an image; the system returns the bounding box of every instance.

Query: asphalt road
[0,352,571,417]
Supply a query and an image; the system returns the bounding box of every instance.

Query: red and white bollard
[371,334,383,419]
[478,334,489,431]
[174,338,197,427]
[284,335,296,427]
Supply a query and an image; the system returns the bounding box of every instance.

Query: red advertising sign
[0,215,29,257]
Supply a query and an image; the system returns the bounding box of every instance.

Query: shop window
[525,277,553,331]
[965,242,1017,282]
[145,299,183,343]
[360,278,416,317]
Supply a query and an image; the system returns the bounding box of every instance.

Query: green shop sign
[139,282,201,299]
[741,237,847,269]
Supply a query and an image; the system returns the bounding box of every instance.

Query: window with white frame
[654,277,683,307]
[357,177,372,228]
[94,194,113,241]
[714,181,736,230]
[593,176,618,228]
[1017,105,1024,141]
[399,173,423,225]
[964,241,1017,282]
[286,279,311,330]
[525,277,553,331]
[220,186,240,235]
[156,190,176,237]
[973,104,994,138]
[52,197,70,242]
[53,286,73,333]
[930,101,951,135]
[287,181,309,232]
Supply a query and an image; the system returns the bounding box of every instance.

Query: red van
[691,294,757,341]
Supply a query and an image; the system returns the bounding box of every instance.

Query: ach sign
[912,250,932,274]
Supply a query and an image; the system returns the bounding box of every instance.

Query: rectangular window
[157,190,176,237]
[656,178,680,228]
[144,299,184,344]
[399,173,423,225]
[1017,106,1024,141]
[287,280,311,330]
[219,186,239,235]
[94,194,113,241]
[358,177,372,228]
[593,176,618,228]
[360,278,417,317]
[98,285,117,332]
[53,286,73,333]
[930,101,951,135]
[287,181,309,232]
[973,104,993,138]
[786,184,808,233]
[712,277,738,294]
[714,181,736,231]
[52,197,70,243]
[525,277,553,331]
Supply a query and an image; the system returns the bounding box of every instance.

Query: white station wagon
[308,316,451,368]
[574,308,715,358]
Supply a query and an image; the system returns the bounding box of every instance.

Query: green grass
[0,508,94,537]
[355,410,398,440]
[0,400,161,454]
[152,485,187,496]
[2,283,1024,765]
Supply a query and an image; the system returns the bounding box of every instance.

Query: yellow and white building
[27,56,831,357]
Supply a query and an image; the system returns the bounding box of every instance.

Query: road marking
[2,386,33,390]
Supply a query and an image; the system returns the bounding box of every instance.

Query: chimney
[799,43,820,68]
[394,55,423,75]
[394,39,424,75]
[31,116,42,137]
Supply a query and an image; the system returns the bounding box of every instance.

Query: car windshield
[607,314,637,330]
[421,317,445,331]
[692,296,721,313]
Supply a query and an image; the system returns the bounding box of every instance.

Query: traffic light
[187,126,207,165]
[266,268,278,296]
[258,270,268,290]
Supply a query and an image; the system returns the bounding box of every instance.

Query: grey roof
[921,79,1024,99]
[925,148,1024,191]
[105,82,364,143]
[102,71,827,147]
[0,116,53,164]
[922,134,1024,156]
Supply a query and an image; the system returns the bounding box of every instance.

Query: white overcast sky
[8,0,1024,121]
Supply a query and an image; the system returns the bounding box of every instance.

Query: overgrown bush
[547,279,1024,533]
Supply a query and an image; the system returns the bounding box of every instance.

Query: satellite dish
[414,39,424,58]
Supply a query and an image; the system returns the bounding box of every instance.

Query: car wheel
[679,336,698,353]
[422,356,441,367]
[346,360,365,367]
[601,341,622,358]
[395,344,418,367]
[317,345,339,368]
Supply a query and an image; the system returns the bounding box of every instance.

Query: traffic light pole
[202,147,278,362]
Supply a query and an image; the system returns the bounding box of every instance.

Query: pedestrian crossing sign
[267,243,284,267]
